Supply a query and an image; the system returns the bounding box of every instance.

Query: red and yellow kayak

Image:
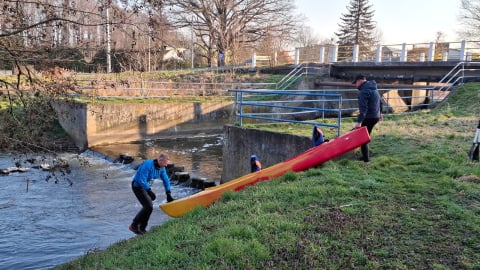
[160,127,370,217]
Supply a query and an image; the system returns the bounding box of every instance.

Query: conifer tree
[335,0,376,60]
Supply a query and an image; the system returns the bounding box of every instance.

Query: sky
[295,0,462,45]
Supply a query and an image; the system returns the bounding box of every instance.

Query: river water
[0,135,223,270]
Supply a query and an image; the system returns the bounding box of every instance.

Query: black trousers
[131,182,153,231]
[361,118,379,162]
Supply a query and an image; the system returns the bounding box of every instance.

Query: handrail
[435,62,465,90]
[229,89,343,137]
[276,64,330,90]
[276,64,304,90]
[276,64,302,87]
[292,40,480,65]
[432,61,480,100]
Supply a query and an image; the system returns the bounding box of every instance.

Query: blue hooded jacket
[132,159,171,192]
[312,124,325,147]
[357,80,382,123]
[250,154,261,172]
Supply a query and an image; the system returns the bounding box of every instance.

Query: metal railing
[229,83,466,136]
[276,64,329,90]
[69,79,276,98]
[430,61,480,102]
[229,89,343,136]
[250,40,480,68]
[276,64,304,90]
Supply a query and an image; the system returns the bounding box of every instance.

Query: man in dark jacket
[352,75,383,163]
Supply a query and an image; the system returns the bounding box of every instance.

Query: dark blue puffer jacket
[357,80,381,123]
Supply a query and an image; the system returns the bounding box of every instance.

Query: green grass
[55,84,480,270]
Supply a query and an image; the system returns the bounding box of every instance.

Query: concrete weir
[221,125,312,183]
[52,100,234,151]
[52,100,316,182]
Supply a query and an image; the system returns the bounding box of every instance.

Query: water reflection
[91,135,224,183]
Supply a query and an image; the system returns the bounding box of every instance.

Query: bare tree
[294,25,320,48]
[0,0,176,151]
[458,0,480,39]
[162,0,299,66]
[0,0,180,73]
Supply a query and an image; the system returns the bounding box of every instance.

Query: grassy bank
[56,84,480,269]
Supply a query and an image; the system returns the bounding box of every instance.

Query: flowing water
[0,135,223,270]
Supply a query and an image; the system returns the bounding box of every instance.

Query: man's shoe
[129,224,141,235]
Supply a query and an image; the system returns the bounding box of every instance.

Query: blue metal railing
[229,89,343,137]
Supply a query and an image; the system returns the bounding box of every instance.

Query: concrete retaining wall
[53,101,334,184]
[221,125,311,183]
[53,101,234,151]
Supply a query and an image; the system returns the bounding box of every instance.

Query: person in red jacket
[129,153,175,235]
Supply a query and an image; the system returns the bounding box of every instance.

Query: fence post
[459,40,466,61]
[375,44,382,63]
[294,48,299,65]
[330,45,338,63]
[428,42,435,62]
[352,44,359,62]
[251,53,256,69]
[400,43,407,62]
[319,46,325,63]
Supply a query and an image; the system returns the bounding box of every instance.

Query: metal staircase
[432,61,480,102]
[276,64,329,90]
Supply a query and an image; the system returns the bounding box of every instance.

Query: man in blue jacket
[352,75,383,163]
[129,153,175,235]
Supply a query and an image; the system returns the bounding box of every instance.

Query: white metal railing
[70,80,276,98]
[276,64,304,90]
[250,40,480,68]
[276,64,329,90]
[431,61,480,102]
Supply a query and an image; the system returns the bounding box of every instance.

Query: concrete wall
[53,101,234,151]
[221,125,311,183]
[51,101,89,150]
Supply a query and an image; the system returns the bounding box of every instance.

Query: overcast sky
[295,0,462,44]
